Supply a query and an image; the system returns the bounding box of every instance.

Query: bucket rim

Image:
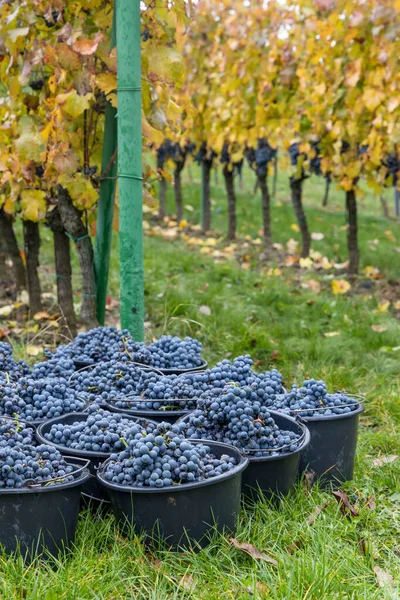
[35,411,158,459]
[103,401,193,419]
[97,439,248,494]
[294,402,365,423]
[0,459,90,495]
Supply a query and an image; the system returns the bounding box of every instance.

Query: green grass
[2,165,400,599]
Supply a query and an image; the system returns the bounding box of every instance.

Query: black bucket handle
[24,456,90,488]
[230,426,308,456]
[289,392,366,416]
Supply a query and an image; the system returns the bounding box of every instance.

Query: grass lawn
[2,165,400,599]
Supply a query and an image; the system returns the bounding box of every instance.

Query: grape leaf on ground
[229,539,278,566]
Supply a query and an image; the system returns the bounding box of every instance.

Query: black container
[241,412,310,500]
[103,398,194,424]
[97,440,248,549]
[177,410,310,500]
[0,458,90,557]
[73,359,96,371]
[298,403,364,488]
[35,412,157,505]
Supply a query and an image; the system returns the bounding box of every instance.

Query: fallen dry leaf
[26,345,43,357]
[306,502,330,525]
[303,469,316,491]
[366,497,376,510]
[372,455,398,467]
[287,539,304,554]
[332,490,359,517]
[0,305,14,317]
[311,232,324,241]
[179,574,196,591]
[33,311,52,320]
[290,223,300,232]
[301,279,321,293]
[199,305,211,316]
[333,261,349,270]
[377,301,390,313]
[394,300,400,310]
[373,566,396,595]
[331,279,351,295]
[230,538,278,566]
[299,257,313,269]
[324,331,340,338]
[371,325,388,333]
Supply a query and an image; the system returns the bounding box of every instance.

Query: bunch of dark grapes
[108,370,199,411]
[0,444,74,489]
[70,361,143,403]
[274,379,358,416]
[44,327,151,367]
[0,377,86,422]
[102,421,237,488]
[246,139,277,178]
[0,342,31,383]
[0,417,36,448]
[182,385,301,457]
[107,355,257,412]
[32,357,76,380]
[146,336,202,369]
[43,405,155,453]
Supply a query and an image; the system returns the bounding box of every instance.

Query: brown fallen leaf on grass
[33,311,52,320]
[332,490,359,517]
[374,566,397,596]
[372,455,398,467]
[371,325,388,333]
[306,502,330,525]
[366,497,376,510]
[179,574,196,591]
[242,581,269,596]
[303,469,316,491]
[229,538,278,566]
[287,539,304,554]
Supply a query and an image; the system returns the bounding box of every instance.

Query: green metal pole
[94,12,117,325]
[116,0,144,340]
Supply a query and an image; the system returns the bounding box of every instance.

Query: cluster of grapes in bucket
[44,327,203,370]
[43,406,156,453]
[182,385,301,457]
[44,326,150,366]
[0,342,30,383]
[0,377,86,422]
[274,379,358,416]
[106,355,280,412]
[0,418,36,448]
[102,422,237,488]
[0,444,74,489]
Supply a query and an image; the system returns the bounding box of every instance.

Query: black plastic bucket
[241,412,310,500]
[0,457,90,558]
[297,403,364,488]
[177,410,310,501]
[35,412,157,506]
[103,398,193,424]
[97,440,248,549]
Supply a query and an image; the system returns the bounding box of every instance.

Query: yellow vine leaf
[20,190,46,222]
[56,91,93,119]
[96,73,116,96]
